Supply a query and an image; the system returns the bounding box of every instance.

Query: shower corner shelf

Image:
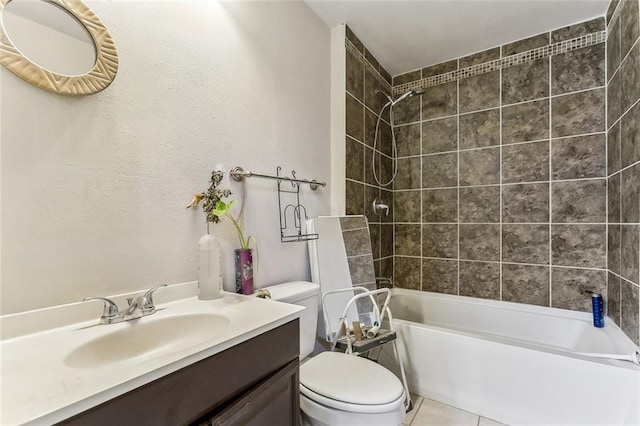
[229,166,325,243]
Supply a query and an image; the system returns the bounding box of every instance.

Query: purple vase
[234,249,254,295]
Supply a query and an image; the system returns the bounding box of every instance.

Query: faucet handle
[141,284,168,312]
[83,297,120,321]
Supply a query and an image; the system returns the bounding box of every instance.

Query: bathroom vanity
[0,284,303,425]
[59,320,300,425]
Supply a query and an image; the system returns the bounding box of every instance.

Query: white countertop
[0,284,303,425]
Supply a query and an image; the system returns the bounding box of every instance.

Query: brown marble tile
[422,59,458,78]
[459,224,500,261]
[394,256,421,290]
[459,70,500,113]
[381,224,393,258]
[393,69,421,86]
[551,179,606,223]
[365,147,377,186]
[377,121,393,157]
[381,188,393,224]
[395,224,421,256]
[459,186,500,223]
[502,58,549,104]
[551,268,606,312]
[364,48,380,72]
[551,17,605,42]
[621,225,640,284]
[380,67,392,85]
[422,81,457,120]
[502,183,550,223]
[621,163,640,223]
[621,40,640,115]
[345,180,364,215]
[552,45,605,96]
[552,88,605,137]
[395,156,422,190]
[459,147,500,186]
[422,117,458,154]
[608,272,622,326]
[621,100,640,169]
[502,224,550,265]
[607,121,621,175]
[551,225,606,268]
[422,259,458,294]
[459,47,500,68]
[459,261,500,300]
[345,26,363,52]
[346,93,364,142]
[364,184,381,224]
[621,280,640,344]
[609,174,622,224]
[395,123,421,157]
[621,0,640,59]
[343,227,372,257]
[364,109,377,149]
[394,190,421,223]
[378,257,393,281]
[502,264,550,306]
[607,17,621,81]
[502,33,549,56]
[422,152,458,188]
[364,68,385,115]
[608,66,623,126]
[459,109,500,149]
[422,224,458,258]
[422,188,458,223]
[346,49,364,102]
[348,254,376,285]
[369,223,380,260]
[608,225,621,275]
[340,216,368,231]
[502,99,549,144]
[346,137,364,182]
[502,141,549,183]
[393,95,421,125]
[607,0,621,24]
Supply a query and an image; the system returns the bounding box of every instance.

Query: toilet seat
[299,351,405,414]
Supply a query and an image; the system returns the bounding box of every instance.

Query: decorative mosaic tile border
[393,30,606,96]
[345,38,392,91]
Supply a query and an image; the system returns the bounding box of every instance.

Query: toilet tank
[263,281,320,359]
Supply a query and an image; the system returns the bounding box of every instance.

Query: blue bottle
[591,293,604,328]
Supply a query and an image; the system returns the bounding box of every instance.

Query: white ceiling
[304,0,609,77]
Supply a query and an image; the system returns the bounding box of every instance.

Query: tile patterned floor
[404,395,507,426]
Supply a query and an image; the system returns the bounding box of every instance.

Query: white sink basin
[64,313,230,368]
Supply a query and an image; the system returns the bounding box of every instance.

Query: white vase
[198,224,222,300]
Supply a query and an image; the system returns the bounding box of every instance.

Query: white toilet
[265,281,406,426]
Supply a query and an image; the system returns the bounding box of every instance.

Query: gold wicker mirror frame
[0,0,118,96]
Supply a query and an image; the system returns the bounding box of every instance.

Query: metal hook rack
[229,166,325,243]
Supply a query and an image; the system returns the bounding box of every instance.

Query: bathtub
[379,289,640,425]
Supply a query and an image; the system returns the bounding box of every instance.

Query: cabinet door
[208,358,300,426]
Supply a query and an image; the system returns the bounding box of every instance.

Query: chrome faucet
[84,284,167,325]
[372,198,390,216]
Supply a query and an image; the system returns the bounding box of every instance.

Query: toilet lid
[300,351,404,406]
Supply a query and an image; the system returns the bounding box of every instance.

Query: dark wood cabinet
[59,319,300,426]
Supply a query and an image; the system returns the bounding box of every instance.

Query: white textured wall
[0,0,331,314]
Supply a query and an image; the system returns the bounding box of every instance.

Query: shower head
[392,89,425,106]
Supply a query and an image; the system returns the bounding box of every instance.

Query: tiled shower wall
[344,9,639,344]
[344,26,395,283]
[390,18,609,317]
[606,0,640,344]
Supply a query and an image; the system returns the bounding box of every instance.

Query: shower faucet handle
[372,198,390,216]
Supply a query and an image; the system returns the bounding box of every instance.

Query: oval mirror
[2,0,96,76]
[0,0,118,96]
